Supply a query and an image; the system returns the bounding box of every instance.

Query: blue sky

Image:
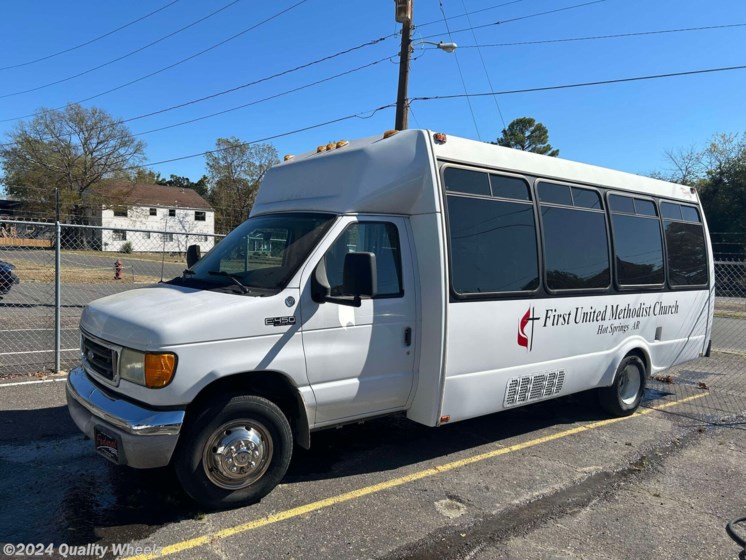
[0,0,744,185]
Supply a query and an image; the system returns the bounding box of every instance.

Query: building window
[538,182,610,291]
[149,208,157,216]
[162,233,174,242]
[195,211,206,221]
[197,235,207,242]
[112,230,127,241]
[609,194,664,286]
[143,232,151,239]
[113,206,128,217]
[168,209,176,217]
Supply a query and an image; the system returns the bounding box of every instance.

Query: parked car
[0,260,20,298]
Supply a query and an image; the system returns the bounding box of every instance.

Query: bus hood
[80,284,298,350]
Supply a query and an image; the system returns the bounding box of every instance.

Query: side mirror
[342,252,377,299]
[186,244,201,268]
[311,252,377,308]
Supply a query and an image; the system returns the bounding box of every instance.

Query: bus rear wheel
[598,354,646,417]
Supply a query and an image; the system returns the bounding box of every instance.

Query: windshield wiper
[182,269,195,276]
[208,270,250,294]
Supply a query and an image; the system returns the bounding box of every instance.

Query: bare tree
[0,104,145,222]
[655,146,705,185]
[205,138,278,233]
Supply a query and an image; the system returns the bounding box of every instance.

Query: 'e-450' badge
[265,316,296,327]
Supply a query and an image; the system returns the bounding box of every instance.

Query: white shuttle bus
[67,129,713,508]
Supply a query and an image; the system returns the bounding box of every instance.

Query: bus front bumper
[66,367,185,469]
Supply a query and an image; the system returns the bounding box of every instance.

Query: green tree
[697,134,746,234]
[157,174,209,197]
[131,168,164,184]
[0,104,145,222]
[205,138,278,233]
[654,132,746,257]
[493,117,559,157]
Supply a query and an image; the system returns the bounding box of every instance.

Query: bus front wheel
[174,394,293,509]
[598,354,646,417]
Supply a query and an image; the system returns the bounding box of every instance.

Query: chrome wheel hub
[203,421,273,490]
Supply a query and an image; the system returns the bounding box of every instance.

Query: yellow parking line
[124,392,707,560]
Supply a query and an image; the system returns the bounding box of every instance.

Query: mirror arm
[323,295,362,308]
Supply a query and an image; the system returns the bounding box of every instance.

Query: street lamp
[394,0,457,130]
[418,40,458,53]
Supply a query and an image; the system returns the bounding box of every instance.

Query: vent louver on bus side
[504,370,565,407]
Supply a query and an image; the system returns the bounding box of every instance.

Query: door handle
[404,327,412,347]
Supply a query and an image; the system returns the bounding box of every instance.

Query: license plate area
[94,426,122,464]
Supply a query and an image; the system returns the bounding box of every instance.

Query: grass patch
[11,258,161,284]
[63,250,185,264]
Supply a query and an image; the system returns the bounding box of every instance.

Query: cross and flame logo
[517,307,540,351]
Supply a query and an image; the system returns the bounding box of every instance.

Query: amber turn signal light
[144,353,176,388]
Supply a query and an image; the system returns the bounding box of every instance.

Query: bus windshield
[181,212,335,294]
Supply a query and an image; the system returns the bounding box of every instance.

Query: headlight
[119,348,176,388]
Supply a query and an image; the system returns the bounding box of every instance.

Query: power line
[0,1,181,72]
[3,60,743,157]
[419,0,610,41]
[0,0,311,124]
[125,103,396,170]
[457,0,507,130]
[134,56,393,137]
[0,34,396,147]
[117,34,394,126]
[452,23,746,49]
[436,0,482,140]
[0,0,242,99]
[418,0,526,29]
[409,64,746,103]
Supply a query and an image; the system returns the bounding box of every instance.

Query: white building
[86,183,215,253]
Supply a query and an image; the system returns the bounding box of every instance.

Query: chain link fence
[0,220,223,376]
[649,258,746,428]
[1,220,745,427]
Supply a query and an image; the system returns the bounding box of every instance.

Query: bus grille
[81,334,118,382]
[504,370,565,407]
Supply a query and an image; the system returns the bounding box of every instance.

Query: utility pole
[394,0,413,131]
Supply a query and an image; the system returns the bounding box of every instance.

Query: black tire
[598,354,646,417]
[174,394,293,509]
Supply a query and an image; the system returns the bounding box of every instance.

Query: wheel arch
[601,341,652,388]
[185,370,311,449]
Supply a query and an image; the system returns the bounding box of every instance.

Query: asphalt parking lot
[0,355,744,560]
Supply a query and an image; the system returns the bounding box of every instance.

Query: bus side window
[608,194,665,287]
[661,202,707,287]
[538,183,610,291]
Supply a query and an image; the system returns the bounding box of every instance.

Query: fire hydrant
[114,259,123,280]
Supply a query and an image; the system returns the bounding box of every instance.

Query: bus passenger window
[608,194,664,286]
[661,203,707,286]
[540,183,610,291]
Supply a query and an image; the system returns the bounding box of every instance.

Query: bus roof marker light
[283,154,294,161]
[433,132,447,144]
[336,140,349,149]
[383,130,399,139]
